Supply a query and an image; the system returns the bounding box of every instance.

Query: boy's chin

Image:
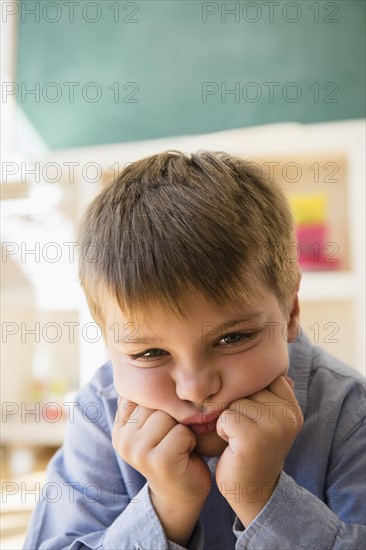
[194,431,228,457]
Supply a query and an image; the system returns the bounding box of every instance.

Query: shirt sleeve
[102,484,203,550]
[22,381,203,550]
[233,410,366,549]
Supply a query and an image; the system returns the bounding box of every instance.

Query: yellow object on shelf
[288,192,327,225]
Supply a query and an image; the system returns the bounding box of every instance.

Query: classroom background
[1,1,365,546]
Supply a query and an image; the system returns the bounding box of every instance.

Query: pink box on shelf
[296,224,340,271]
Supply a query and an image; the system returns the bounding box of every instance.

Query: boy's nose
[174,364,221,404]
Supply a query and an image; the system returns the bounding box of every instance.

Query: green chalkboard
[15,0,365,149]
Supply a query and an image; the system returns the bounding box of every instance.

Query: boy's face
[105,289,300,457]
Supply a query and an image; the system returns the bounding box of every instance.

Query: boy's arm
[232,386,366,549]
[22,376,204,550]
[111,398,211,548]
[234,428,365,549]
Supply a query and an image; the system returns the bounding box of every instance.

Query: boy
[24,151,365,549]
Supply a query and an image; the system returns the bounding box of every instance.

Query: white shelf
[299,271,357,301]
[1,419,66,447]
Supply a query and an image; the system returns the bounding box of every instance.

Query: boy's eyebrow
[120,312,265,345]
[214,313,265,331]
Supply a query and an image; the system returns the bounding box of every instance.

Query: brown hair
[78,150,300,328]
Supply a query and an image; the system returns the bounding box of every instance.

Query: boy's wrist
[149,487,205,547]
[229,476,279,528]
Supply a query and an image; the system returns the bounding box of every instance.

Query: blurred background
[1,1,365,546]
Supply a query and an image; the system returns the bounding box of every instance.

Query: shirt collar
[288,330,314,416]
[97,381,119,400]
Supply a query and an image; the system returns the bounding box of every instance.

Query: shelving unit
[1,120,364,465]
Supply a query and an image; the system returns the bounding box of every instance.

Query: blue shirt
[23,333,366,549]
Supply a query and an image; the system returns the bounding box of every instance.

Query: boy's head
[78,151,301,457]
[78,150,300,330]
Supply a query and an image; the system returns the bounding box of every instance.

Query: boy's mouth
[180,411,222,435]
[188,419,219,435]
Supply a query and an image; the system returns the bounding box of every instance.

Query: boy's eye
[218,331,259,346]
[129,348,166,361]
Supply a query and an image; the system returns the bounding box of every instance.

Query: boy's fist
[112,399,211,546]
[215,375,303,527]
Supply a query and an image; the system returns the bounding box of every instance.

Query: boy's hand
[215,375,303,527]
[112,399,211,546]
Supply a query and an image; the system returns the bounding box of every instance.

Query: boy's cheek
[112,365,168,410]
[229,353,289,399]
[112,371,141,404]
[111,360,140,402]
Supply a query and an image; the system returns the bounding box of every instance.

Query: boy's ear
[287,274,301,342]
